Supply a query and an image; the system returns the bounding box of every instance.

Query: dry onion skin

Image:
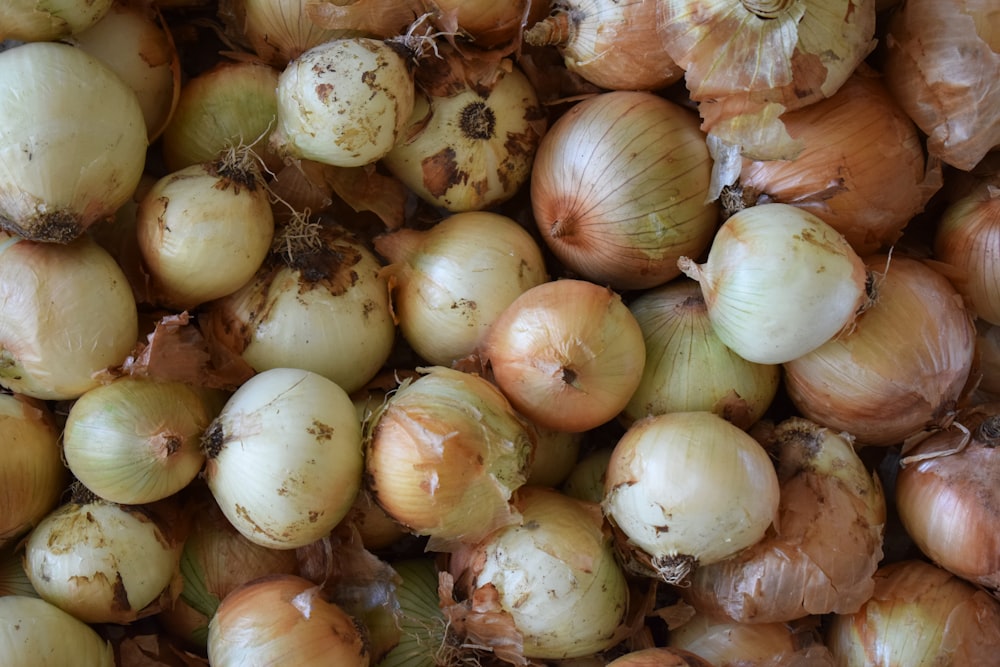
[784,254,976,447]
[0,595,115,667]
[207,574,370,667]
[656,0,877,160]
[531,90,718,291]
[680,417,886,623]
[481,278,647,433]
[0,232,139,401]
[604,647,715,667]
[623,278,781,429]
[737,69,941,256]
[374,211,549,367]
[826,559,1000,665]
[427,0,549,49]
[602,411,780,584]
[0,0,113,41]
[679,203,867,365]
[881,0,1000,170]
[0,41,147,243]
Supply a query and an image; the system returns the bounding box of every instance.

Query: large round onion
[531,90,718,291]
[0,596,114,666]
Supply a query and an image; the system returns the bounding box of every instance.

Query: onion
[0,394,66,549]
[61,377,221,506]
[0,41,147,243]
[736,68,942,256]
[783,254,976,447]
[679,203,867,365]
[933,181,1000,325]
[22,494,184,624]
[382,55,546,212]
[524,0,684,91]
[201,219,396,396]
[531,90,718,291]
[826,559,1000,665]
[881,0,1000,170]
[203,368,363,550]
[481,278,646,433]
[680,417,886,623]
[445,486,630,661]
[427,0,548,48]
[0,232,139,401]
[207,574,370,667]
[374,211,549,367]
[0,595,114,666]
[365,366,534,550]
[1,544,35,598]
[525,425,583,488]
[656,0,877,160]
[895,403,1000,593]
[378,558,449,667]
[605,647,715,666]
[623,278,780,429]
[602,411,780,584]
[561,445,614,504]
[0,0,113,41]
[344,488,408,553]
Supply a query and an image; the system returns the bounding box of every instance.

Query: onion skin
[605,647,715,666]
[531,90,718,291]
[0,595,115,667]
[0,0,114,42]
[669,612,836,666]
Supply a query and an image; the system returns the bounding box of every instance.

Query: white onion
[0,595,114,666]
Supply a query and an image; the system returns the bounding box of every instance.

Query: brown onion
[605,647,715,666]
[427,0,549,48]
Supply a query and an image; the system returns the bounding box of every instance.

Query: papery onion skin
[428,0,549,48]
[826,559,1000,666]
[207,574,369,667]
[882,0,1000,170]
[0,0,114,41]
[531,90,718,291]
[481,278,646,433]
[0,595,115,667]
[0,232,139,401]
[605,647,715,666]
[0,42,147,243]
[680,417,885,623]
[784,254,976,447]
[602,411,780,584]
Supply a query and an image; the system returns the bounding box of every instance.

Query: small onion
[0,394,66,548]
[203,367,364,549]
[783,254,976,447]
[207,574,369,667]
[605,647,716,667]
[678,203,867,365]
[826,559,1000,665]
[561,445,614,504]
[0,595,114,666]
[365,366,534,551]
[0,41,147,242]
[525,425,583,488]
[1,544,36,598]
[481,278,646,433]
[0,232,139,401]
[623,278,780,429]
[374,211,549,367]
[531,90,718,291]
[0,0,113,41]
[427,0,549,48]
[602,411,780,584]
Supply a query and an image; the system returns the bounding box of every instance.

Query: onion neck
[976,415,1000,447]
[741,0,795,20]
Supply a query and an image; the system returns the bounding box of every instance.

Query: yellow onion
[382,55,546,213]
[374,211,549,367]
[0,596,114,666]
[207,574,369,667]
[933,181,1000,325]
[378,558,451,667]
[679,203,867,365]
[737,69,942,255]
[624,278,780,429]
[0,41,147,243]
[0,394,66,548]
[784,254,976,447]
[895,403,1000,593]
[365,366,534,551]
[602,411,780,584]
[561,445,614,504]
[881,0,1000,170]
[0,232,139,401]
[605,647,714,666]
[481,278,646,433]
[656,0,877,160]
[531,90,718,291]
[525,425,583,488]
[203,367,364,549]
[524,0,684,91]
[0,0,113,41]
[427,0,549,48]
[826,559,1000,665]
[680,417,885,623]
[136,151,275,311]
[1,544,36,598]
[22,495,184,624]
[445,486,630,661]
[201,219,395,396]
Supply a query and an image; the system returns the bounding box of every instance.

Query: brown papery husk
[678,417,886,624]
[895,403,1000,594]
[783,254,977,447]
[738,67,943,256]
[881,0,1000,171]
